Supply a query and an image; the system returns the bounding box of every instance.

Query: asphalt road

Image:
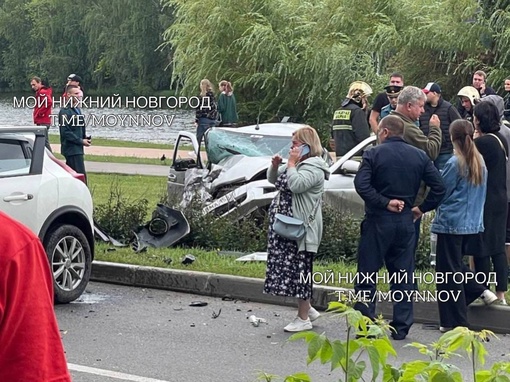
[56,282,510,382]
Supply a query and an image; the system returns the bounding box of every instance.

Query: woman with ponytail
[431,119,497,332]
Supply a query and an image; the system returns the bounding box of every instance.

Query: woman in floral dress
[264,126,330,332]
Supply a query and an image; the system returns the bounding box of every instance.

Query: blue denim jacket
[431,155,487,234]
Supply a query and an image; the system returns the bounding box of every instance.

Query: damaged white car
[167,121,376,219]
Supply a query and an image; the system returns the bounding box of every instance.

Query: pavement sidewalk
[51,143,171,159]
[51,143,201,176]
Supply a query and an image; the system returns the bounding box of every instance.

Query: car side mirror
[339,159,360,175]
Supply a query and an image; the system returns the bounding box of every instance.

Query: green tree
[83,0,173,94]
[0,0,39,90]
[163,0,510,134]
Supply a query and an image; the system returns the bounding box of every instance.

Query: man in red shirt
[30,76,53,152]
[0,211,71,382]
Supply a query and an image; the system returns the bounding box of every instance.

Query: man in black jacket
[58,85,90,180]
[353,115,445,340]
[419,82,462,170]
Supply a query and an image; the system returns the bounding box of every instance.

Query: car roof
[0,125,48,135]
[217,122,307,137]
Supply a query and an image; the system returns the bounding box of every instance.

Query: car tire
[44,224,92,304]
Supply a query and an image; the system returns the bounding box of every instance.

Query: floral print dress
[263,172,313,299]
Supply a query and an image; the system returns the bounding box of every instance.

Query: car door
[167,132,203,202]
[0,133,49,234]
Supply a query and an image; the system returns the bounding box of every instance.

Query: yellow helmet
[347,81,373,102]
[457,86,480,106]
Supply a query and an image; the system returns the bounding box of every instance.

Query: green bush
[317,205,433,269]
[176,197,269,252]
[93,181,149,241]
[100,186,433,266]
[317,204,360,263]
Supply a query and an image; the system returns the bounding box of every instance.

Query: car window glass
[0,139,31,176]
[206,129,292,164]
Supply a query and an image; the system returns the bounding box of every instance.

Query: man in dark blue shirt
[353,115,445,340]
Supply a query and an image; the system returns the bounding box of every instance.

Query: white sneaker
[439,326,452,333]
[480,289,498,305]
[499,299,508,306]
[284,317,312,332]
[308,307,321,322]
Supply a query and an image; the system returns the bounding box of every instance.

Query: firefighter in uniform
[331,81,372,161]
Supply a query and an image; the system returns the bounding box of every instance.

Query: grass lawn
[88,173,167,211]
[94,242,442,292]
[49,133,173,150]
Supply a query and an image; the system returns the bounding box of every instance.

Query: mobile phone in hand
[300,144,310,156]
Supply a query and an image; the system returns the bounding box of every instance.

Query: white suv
[0,126,94,303]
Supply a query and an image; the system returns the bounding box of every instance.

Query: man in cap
[369,72,404,133]
[380,85,402,120]
[58,84,90,181]
[419,82,461,170]
[331,81,372,160]
[62,74,83,100]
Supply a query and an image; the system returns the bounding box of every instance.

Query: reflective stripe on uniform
[332,124,353,131]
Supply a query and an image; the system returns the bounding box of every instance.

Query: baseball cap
[67,73,83,83]
[422,82,441,94]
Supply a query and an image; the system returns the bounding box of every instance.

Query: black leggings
[473,254,508,292]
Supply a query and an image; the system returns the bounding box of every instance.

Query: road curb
[91,261,510,334]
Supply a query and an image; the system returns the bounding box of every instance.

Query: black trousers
[65,155,87,184]
[473,254,508,292]
[436,234,486,328]
[354,213,415,337]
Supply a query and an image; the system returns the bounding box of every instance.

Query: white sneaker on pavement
[308,307,321,322]
[480,289,498,305]
[284,317,312,332]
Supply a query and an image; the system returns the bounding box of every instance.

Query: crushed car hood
[211,155,271,190]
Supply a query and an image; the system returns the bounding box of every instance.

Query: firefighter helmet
[457,86,480,106]
[347,81,373,103]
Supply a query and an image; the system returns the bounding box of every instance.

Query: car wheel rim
[51,235,86,291]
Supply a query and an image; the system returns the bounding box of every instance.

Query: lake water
[0,95,196,144]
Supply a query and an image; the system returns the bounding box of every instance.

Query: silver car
[167,122,376,218]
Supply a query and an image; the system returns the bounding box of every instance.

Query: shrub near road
[92,176,434,268]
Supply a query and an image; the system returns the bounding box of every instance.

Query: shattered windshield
[206,129,292,164]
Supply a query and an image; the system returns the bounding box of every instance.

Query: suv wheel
[45,224,92,304]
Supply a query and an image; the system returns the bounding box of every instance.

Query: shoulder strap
[305,193,323,226]
[487,133,508,161]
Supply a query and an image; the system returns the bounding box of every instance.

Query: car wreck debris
[248,315,267,327]
[181,254,196,265]
[131,204,190,253]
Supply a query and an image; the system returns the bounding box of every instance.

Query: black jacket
[419,98,461,154]
[331,99,370,157]
[195,90,218,122]
[354,136,445,218]
[58,107,86,157]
